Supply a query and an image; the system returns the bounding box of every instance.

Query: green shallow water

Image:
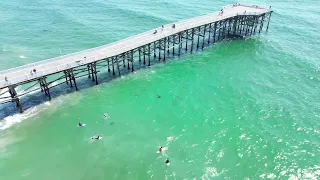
[0,0,320,179]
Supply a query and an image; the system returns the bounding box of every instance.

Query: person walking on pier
[172,24,175,29]
[153,30,157,34]
[4,76,8,82]
[161,25,164,31]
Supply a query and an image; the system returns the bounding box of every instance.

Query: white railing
[0,6,271,88]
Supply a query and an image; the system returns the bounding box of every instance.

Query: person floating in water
[159,146,163,152]
[165,159,170,166]
[91,135,101,140]
[157,146,166,153]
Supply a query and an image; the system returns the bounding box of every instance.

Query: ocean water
[0,0,320,179]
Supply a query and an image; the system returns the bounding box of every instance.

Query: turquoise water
[1,0,320,179]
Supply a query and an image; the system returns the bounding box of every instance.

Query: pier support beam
[172,35,175,55]
[218,21,222,40]
[202,24,207,49]
[213,22,217,43]
[112,57,116,75]
[116,56,121,76]
[71,70,78,90]
[138,48,141,62]
[158,40,161,61]
[266,12,272,32]
[87,64,91,78]
[107,59,110,72]
[148,43,151,66]
[178,32,181,56]
[8,86,23,113]
[163,37,167,61]
[185,30,188,51]
[131,50,134,72]
[197,27,200,49]
[93,63,98,85]
[259,14,265,34]
[191,28,195,52]
[143,46,146,65]
[39,77,51,100]
[208,23,212,44]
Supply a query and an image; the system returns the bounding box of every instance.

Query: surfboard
[91,136,103,140]
[77,124,86,127]
[156,147,167,153]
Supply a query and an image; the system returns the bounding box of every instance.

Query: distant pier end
[0,4,272,113]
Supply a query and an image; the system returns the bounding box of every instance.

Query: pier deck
[0,4,272,113]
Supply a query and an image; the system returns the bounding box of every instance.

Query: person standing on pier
[172,24,175,29]
[4,76,8,82]
[161,25,164,31]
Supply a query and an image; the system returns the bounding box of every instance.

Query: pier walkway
[0,4,272,113]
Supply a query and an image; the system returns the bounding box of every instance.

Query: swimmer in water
[103,113,107,119]
[91,135,101,140]
[159,146,163,152]
[165,159,170,166]
[157,146,166,153]
[78,122,84,127]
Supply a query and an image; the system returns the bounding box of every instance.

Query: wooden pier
[0,4,272,113]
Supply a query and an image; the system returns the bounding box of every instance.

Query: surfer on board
[91,135,102,140]
[103,113,108,119]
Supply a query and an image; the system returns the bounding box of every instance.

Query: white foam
[19,55,26,59]
[167,136,174,142]
[0,107,37,131]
